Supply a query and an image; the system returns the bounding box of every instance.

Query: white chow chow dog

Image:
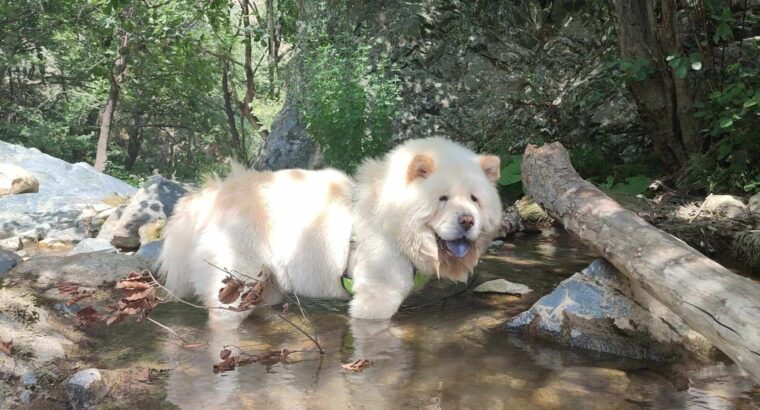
[159,137,502,322]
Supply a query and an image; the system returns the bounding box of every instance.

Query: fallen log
[521,142,760,383]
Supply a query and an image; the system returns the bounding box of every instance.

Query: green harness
[341,271,429,295]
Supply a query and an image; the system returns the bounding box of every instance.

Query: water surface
[98,228,760,409]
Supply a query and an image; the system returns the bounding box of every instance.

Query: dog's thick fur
[159,137,502,322]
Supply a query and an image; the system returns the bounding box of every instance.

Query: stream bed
[92,228,760,409]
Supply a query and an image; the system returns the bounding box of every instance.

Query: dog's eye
[471,194,478,202]
[439,195,449,202]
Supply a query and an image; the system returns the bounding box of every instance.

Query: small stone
[474,279,533,295]
[20,389,32,404]
[135,240,163,261]
[23,372,37,386]
[66,368,106,409]
[701,194,748,219]
[71,238,117,255]
[37,238,74,252]
[0,163,39,196]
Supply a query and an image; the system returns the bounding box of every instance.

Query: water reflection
[150,228,760,409]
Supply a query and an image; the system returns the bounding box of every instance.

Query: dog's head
[368,137,503,281]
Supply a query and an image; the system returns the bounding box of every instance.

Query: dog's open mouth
[435,234,472,258]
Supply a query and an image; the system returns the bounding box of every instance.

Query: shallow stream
[95,228,760,409]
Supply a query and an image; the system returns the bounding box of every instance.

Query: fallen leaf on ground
[236,281,265,311]
[213,356,239,374]
[257,349,291,366]
[75,306,102,328]
[66,290,95,306]
[0,339,12,356]
[218,277,244,304]
[58,282,80,295]
[219,348,232,360]
[341,359,373,372]
[106,271,160,325]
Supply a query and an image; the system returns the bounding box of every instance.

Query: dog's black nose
[459,214,474,230]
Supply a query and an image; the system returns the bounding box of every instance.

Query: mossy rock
[516,196,553,225]
[138,219,166,245]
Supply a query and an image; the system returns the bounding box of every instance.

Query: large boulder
[0,249,22,276]
[507,259,714,361]
[98,176,187,249]
[254,99,322,170]
[0,164,39,196]
[0,141,134,243]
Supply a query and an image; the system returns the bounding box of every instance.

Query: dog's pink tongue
[445,239,471,258]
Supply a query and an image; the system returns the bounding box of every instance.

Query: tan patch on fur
[213,171,274,235]
[406,154,435,184]
[328,181,352,205]
[285,169,306,181]
[480,155,501,183]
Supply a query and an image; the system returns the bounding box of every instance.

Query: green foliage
[601,175,652,195]
[610,58,656,82]
[300,8,400,173]
[666,53,703,79]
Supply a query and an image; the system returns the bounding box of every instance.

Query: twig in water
[278,313,324,354]
[147,317,191,345]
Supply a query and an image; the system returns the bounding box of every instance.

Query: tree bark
[125,113,148,170]
[265,0,277,98]
[94,8,131,172]
[608,0,700,171]
[521,142,760,384]
[221,58,244,161]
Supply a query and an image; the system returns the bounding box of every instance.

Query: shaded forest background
[1,0,758,196]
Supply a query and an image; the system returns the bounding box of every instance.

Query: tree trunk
[266,0,277,98]
[125,113,148,170]
[221,58,245,161]
[94,8,131,172]
[608,0,699,171]
[521,142,760,384]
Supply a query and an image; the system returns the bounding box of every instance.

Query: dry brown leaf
[66,290,94,306]
[58,282,80,295]
[75,307,102,328]
[219,348,232,360]
[218,277,244,304]
[281,303,289,315]
[0,339,12,356]
[236,281,265,311]
[341,358,373,372]
[213,356,239,374]
[257,348,291,366]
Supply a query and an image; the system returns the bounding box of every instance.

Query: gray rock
[0,140,135,198]
[255,100,323,170]
[66,368,106,409]
[0,249,21,276]
[136,240,163,261]
[71,238,117,255]
[10,252,152,288]
[23,372,37,386]
[507,259,713,361]
[20,389,33,404]
[0,236,22,250]
[749,192,760,215]
[474,279,533,295]
[101,176,187,250]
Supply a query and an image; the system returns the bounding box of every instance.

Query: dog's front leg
[349,234,414,319]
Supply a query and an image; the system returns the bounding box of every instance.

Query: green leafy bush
[300,13,400,173]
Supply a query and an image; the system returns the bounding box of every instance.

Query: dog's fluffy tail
[158,196,196,299]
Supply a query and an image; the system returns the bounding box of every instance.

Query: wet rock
[0,163,39,196]
[474,279,533,295]
[9,252,151,288]
[700,194,748,219]
[749,192,760,215]
[0,249,22,275]
[138,219,166,245]
[71,238,117,255]
[23,372,37,386]
[66,368,107,409]
[20,389,32,404]
[507,259,713,361]
[101,176,187,250]
[136,240,163,261]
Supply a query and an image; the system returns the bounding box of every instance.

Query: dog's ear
[406,154,435,183]
[480,155,500,183]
